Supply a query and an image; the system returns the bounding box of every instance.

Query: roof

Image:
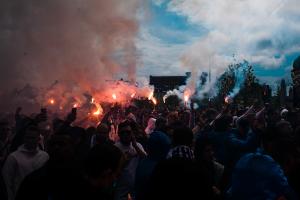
[149,76,187,86]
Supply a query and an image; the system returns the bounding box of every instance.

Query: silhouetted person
[2,126,49,200]
[114,120,147,200]
[16,138,124,200]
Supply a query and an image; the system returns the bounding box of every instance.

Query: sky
[136,0,300,86]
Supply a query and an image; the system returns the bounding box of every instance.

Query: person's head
[23,125,40,151]
[96,123,110,137]
[280,108,289,120]
[275,120,293,137]
[236,118,250,136]
[195,137,214,162]
[172,126,193,147]
[84,144,124,189]
[147,131,171,161]
[118,120,132,146]
[69,126,86,145]
[214,115,232,132]
[52,118,64,134]
[47,135,74,165]
[155,117,167,132]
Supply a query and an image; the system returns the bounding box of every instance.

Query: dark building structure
[149,72,190,95]
[292,56,300,107]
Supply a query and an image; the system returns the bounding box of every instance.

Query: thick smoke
[0,0,142,112]
[167,0,300,97]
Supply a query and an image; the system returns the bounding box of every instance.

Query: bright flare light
[225,96,233,104]
[93,108,101,116]
[112,93,117,100]
[131,93,136,98]
[184,95,189,103]
[148,91,154,100]
[49,98,55,105]
[90,98,103,116]
[152,97,157,105]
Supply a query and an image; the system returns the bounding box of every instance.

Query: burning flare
[49,98,55,105]
[148,91,154,100]
[73,103,79,108]
[112,93,117,100]
[152,97,157,105]
[93,107,102,116]
[91,97,103,116]
[131,93,136,98]
[225,96,233,104]
[184,95,189,103]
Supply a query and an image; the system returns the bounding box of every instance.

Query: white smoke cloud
[149,0,300,97]
[167,0,300,70]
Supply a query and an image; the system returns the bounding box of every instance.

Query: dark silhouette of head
[84,144,124,188]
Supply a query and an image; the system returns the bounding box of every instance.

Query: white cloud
[166,0,300,70]
[136,26,198,76]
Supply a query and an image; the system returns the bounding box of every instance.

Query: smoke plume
[0,0,142,112]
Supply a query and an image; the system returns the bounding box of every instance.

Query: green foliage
[215,61,265,105]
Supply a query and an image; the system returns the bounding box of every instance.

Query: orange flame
[224,96,232,104]
[93,108,102,116]
[90,98,103,116]
[152,97,157,105]
[184,95,189,102]
[49,98,55,105]
[148,91,154,100]
[73,103,79,108]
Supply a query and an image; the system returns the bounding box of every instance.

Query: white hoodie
[2,145,49,200]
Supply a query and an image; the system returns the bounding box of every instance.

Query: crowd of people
[0,102,300,200]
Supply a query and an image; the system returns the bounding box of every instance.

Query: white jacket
[2,145,49,200]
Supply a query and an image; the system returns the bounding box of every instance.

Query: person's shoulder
[213,161,224,170]
[114,141,122,148]
[37,150,49,157]
[236,150,277,170]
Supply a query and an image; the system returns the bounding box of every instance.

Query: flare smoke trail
[228,62,248,98]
